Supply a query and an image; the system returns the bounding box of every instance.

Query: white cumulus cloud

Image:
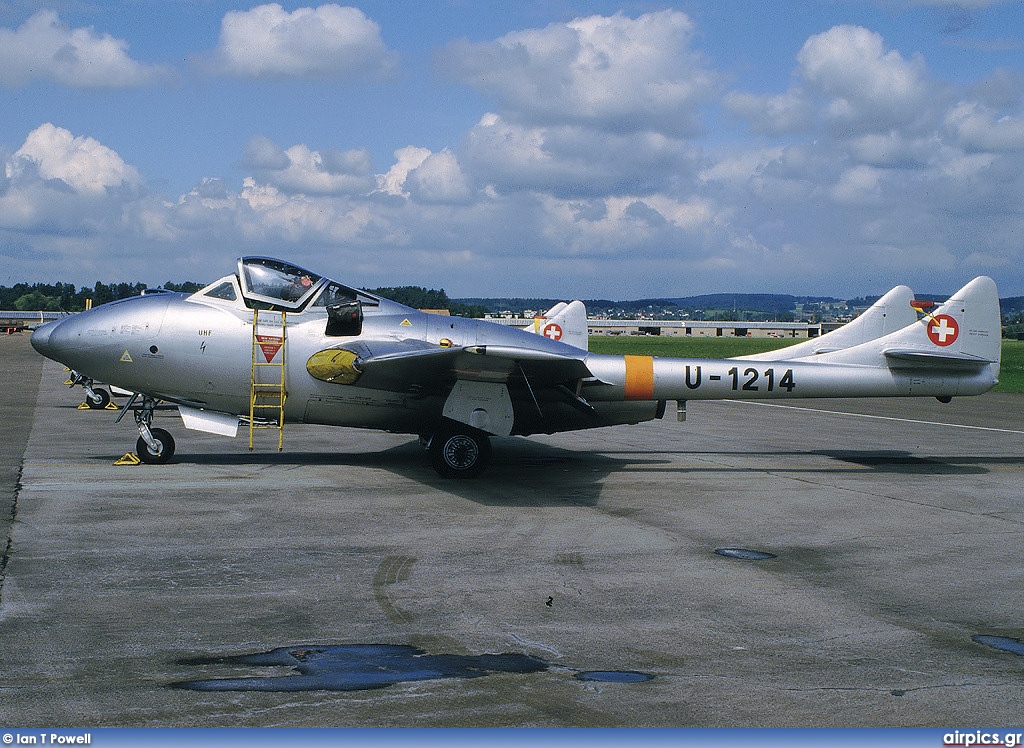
[797,25,940,133]
[945,101,1024,152]
[239,136,376,195]
[462,113,696,198]
[405,150,473,204]
[378,146,432,197]
[9,123,140,194]
[831,164,884,204]
[0,124,143,244]
[439,10,717,136]
[0,10,172,88]
[212,3,397,79]
[4,9,1024,298]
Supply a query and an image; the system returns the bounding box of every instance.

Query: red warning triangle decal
[256,335,283,362]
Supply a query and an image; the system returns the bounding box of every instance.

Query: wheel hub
[444,434,479,469]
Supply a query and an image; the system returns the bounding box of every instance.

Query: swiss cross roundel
[542,323,563,341]
[926,314,959,347]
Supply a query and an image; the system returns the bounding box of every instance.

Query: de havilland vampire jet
[31,257,1001,477]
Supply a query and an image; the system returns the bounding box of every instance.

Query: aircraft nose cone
[30,319,60,359]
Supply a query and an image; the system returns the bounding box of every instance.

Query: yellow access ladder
[249,309,287,451]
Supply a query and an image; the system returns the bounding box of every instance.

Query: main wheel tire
[430,429,490,478]
[136,427,175,464]
[86,388,111,409]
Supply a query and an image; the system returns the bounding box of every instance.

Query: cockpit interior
[190,256,379,336]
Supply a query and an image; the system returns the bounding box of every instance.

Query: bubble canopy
[238,257,323,310]
[228,256,376,312]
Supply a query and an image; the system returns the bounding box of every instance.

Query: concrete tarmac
[1,331,1023,726]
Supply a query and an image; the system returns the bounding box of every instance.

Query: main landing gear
[134,397,175,464]
[425,424,491,479]
[116,393,176,464]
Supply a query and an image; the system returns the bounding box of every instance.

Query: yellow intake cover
[306,348,362,384]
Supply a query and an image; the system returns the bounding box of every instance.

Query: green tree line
[1,280,489,317]
[0,281,202,312]
[367,285,489,318]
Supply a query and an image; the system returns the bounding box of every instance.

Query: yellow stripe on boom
[624,355,655,400]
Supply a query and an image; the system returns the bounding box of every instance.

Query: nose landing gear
[68,371,111,409]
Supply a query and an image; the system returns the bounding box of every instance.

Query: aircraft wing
[306,339,592,393]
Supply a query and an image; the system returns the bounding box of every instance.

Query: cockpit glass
[204,280,237,301]
[241,259,322,304]
[311,282,357,307]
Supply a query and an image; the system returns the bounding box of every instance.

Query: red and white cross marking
[926,314,959,347]
[542,323,563,341]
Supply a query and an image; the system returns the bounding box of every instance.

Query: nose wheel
[68,371,111,409]
[85,386,111,409]
[429,426,491,478]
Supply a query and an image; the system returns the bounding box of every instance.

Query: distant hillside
[455,291,1024,325]
[457,298,564,313]
[664,293,841,314]
[1002,297,1024,331]
[1001,297,1024,315]
[456,293,841,315]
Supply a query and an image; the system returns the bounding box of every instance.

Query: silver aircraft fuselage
[30,257,1001,476]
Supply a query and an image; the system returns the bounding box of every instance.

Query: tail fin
[817,276,1001,371]
[742,283,917,361]
[880,276,1001,367]
[528,300,589,351]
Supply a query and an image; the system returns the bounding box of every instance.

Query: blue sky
[1,0,1022,299]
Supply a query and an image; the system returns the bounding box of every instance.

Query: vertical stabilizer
[935,275,1002,364]
[817,276,1001,371]
[742,284,917,361]
[527,300,589,351]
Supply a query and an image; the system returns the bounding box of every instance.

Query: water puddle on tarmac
[172,644,653,692]
[973,635,1024,656]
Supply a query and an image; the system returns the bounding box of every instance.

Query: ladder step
[250,308,287,452]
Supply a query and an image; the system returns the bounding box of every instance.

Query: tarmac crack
[0,462,20,607]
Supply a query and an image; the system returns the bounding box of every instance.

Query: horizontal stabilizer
[883,348,998,369]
